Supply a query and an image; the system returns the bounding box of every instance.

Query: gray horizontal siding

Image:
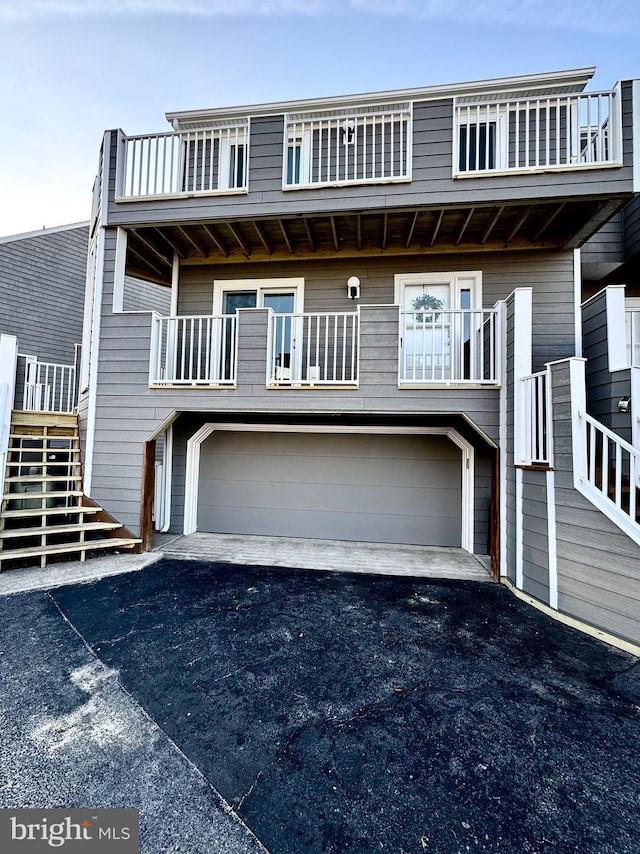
[105,84,636,228]
[122,276,171,314]
[581,213,623,265]
[622,196,640,259]
[549,360,640,646]
[178,249,575,371]
[582,289,633,441]
[0,225,88,364]
[521,468,549,605]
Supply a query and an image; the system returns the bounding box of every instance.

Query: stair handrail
[578,409,640,546]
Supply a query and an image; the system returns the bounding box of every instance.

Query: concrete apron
[158,532,492,581]
[0,534,491,596]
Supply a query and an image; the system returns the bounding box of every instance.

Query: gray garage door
[197,431,462,546]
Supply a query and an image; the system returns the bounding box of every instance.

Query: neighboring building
[0,222,89,387]
[73,67,640,649]
[0,222,141,567]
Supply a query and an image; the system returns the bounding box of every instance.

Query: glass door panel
[403,282,452,380]
[263,292,296,381]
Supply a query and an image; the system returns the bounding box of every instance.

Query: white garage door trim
[184,423,475,551]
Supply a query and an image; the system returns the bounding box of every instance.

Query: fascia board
[166,67,596,129]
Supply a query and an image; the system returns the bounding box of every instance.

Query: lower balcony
[149,307,501,389]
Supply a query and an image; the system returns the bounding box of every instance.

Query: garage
[195,429,464,547]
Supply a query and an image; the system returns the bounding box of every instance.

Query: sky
[0,0,639,237]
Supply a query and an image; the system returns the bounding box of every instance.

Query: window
[458,123,496,172]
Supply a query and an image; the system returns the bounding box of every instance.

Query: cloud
[0,0,637,32]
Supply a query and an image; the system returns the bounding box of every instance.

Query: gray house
[64,67,640,649]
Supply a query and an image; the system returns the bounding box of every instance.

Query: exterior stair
[0,411,140,571]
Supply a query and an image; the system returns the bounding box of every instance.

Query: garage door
[197,431,462,546]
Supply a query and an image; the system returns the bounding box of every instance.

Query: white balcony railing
[268,312,359,386]
[284,103,412,189]
[453,90,620,176]
[521,370,551,465]
[149,315,237,386]
[626,310,640,367]
[22,357,76,414]
[117,124,248,199]
[399,309,499,385]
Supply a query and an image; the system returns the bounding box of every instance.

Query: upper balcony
[100,69,637,282]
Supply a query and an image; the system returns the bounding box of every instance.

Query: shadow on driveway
[4,559,640,853]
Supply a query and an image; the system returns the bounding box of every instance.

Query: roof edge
[166,67,597,128]
[0,221,90,245]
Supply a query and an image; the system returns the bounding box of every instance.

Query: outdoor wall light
[618,396,631,414]
[347,276,361,300]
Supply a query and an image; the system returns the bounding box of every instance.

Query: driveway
[1,558,639,853]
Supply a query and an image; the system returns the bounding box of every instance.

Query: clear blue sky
[0,0,638,236]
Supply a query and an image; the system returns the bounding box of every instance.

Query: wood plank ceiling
[124,198,617,285]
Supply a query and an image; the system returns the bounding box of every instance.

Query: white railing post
[569,358,588,491]
[0,334,18,497]
[605,285,628,370]
[512,289,533,464]
[631,367,640,462]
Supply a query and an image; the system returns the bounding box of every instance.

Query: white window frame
[284,128,312,187]
[212,277,304,316]
[454,105,508,175]
[394,271,482,309]
[218,130,248,191]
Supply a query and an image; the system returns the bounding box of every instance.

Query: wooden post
[140,440,156,552]
[490,447,500,581]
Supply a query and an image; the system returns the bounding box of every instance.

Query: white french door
[395,271,482,383]
[214,278,304,380]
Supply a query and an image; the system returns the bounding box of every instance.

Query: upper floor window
[283,103,412,189]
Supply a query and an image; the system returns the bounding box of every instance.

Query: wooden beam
[253,221,272,255]
[480,206,505,245]
[152,227,187,259]
[563,200,622,250]
[139,440,155,553]
[177,226,208,257]
[179,236,562,266]
[429,209,444,247]
[279,219,294,253]
[505,205,535,245]
[127,244,165,278]
[455,208,475,246]
[330,216,340,252]
[130,229,173,269]
[304,218,316,252]
[125,264,171,287]
[227,222,251,257]
[531,202,566,241]
[405,211,419,249]
[202,224,229,257]
[380,212,388,250]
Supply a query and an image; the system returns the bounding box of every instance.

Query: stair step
[9,433,78,443]
[0,537,141,564]
[0,522,122,540]
[7,460,82,468]
[2,490,84,502]
[4,474,82,484]
[1,506,100,519]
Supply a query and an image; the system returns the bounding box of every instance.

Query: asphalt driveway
[1,558,639,853]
